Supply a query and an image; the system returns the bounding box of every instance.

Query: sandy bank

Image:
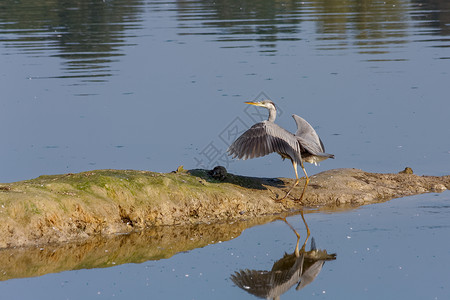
[0,168,448,249]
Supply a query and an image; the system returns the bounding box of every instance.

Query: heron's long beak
[244,101,262,106]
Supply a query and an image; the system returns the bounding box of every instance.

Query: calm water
[1,0,449,183]
[1,0,449,299]
[0,192,449,299]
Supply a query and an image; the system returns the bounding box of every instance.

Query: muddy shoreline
[0,168,448,249]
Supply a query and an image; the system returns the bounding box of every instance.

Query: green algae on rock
[0,168,448,249]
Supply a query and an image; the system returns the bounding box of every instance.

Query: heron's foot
[266,187,283,202]
[293,198,304,205]
[270,184,301,202]
[274,192,292,202]
[272,188,302,202]
[274,193,289,203]
[265,185,275,194]
[292,194,305,204]
[274,197,287,203]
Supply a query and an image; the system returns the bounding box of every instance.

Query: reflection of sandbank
[0,168,448,249]
[0,217,278,281]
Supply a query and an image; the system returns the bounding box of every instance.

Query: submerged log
[0,168,448,249]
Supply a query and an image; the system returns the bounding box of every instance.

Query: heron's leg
[295,162,309,202]
[300,210,310,247]
[280,217,301,257]
[279,161,299,201]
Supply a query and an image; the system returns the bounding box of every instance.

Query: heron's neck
[268,107,276,122]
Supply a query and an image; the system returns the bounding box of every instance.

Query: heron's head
[244,100,276,111]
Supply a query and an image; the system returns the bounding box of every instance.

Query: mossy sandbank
[0,168,448,249]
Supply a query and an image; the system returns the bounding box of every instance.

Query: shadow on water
[231,215,336,299]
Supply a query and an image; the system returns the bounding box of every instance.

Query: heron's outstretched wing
[227,121,302,164]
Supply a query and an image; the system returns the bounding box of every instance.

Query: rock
[399,167,414,174]
[208,166,228,181]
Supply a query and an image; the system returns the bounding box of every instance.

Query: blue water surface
[0,192,449,299]
[1,0,449,299]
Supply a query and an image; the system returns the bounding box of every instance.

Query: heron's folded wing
[292,114,325,151]
[295,136,333,158]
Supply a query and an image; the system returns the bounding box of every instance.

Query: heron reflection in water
[228,100,334,202]
[231,215,336,299]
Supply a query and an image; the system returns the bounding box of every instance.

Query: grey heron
[231,231,336,299]
[227,100,334,202]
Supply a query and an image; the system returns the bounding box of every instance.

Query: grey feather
[230,253,305,299]
[292,114,322,146]
[227,121,302,165]
[228,100,333,203]
[292,114,334,164]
